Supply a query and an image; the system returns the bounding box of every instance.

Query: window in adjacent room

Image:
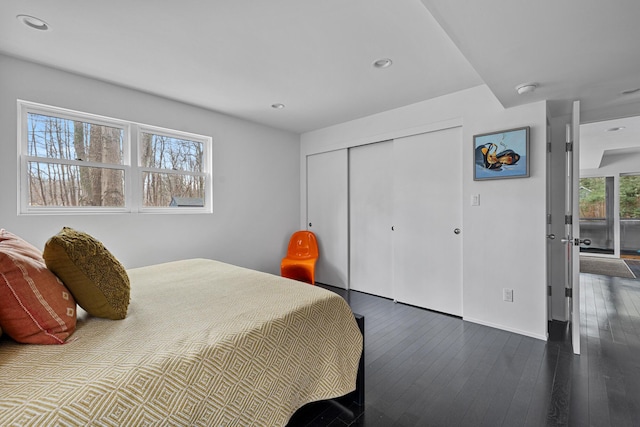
[619,173,640,258]
[18,101,212,214]
[579,176,614,254]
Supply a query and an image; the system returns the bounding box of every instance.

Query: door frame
[568,100,581,355]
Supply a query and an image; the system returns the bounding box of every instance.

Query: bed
[0,258,363,426]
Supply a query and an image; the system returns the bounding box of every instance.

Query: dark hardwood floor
[287,273,640,427]
[624,259,640,278]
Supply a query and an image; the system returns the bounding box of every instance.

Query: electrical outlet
[503,288,513,302]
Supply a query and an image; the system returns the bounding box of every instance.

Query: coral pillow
[44,227,130,320]
[0,229,76,344]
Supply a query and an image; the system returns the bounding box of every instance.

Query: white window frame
[17,100,213,215]
[135,124,213,214]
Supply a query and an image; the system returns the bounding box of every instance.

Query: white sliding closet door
[349,141,394,298]
[307,150,349,289]
[393,127,463,316]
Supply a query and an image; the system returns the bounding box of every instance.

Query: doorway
[580,115,640,263]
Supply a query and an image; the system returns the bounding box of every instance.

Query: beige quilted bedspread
[0,259,363,426]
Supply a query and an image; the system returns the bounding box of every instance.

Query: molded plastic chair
[281,231,319,285]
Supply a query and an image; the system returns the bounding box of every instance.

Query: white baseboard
[463,316,548,341]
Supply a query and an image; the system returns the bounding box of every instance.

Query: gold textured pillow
[43,227,130,320]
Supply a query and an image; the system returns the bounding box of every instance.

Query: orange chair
[281,231,319,285]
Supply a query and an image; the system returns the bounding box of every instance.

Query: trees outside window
[19,101,211,214]
[579,175,640,256]
[620,174,640,257]
[579,176,614,254]
[27,113,125,208]
[580,175,640,219]
[579,177,606,219]
[139,131,206,208]
[619,175,640,219]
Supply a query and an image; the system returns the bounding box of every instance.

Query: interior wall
[301,85,549,340]
[0,54,301,274]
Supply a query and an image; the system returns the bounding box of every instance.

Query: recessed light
[605,126,625,132]
[621,88,640,96]
[515,83,538,95]
[373,58,393,69]
[271,103,285,109]
[17,14,49,31]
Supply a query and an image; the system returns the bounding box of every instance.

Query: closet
[349,127,463,316]
[350,141,394,299]
[306,126,462,315]
[306,149,349,289]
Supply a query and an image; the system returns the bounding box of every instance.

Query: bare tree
[102,126,123,206]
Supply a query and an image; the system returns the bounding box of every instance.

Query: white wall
[301,85,549,340]
[0,55,301,274]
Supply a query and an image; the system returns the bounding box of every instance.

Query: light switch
[471,194,480,206]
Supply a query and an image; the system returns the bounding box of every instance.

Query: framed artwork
[473,126,529,180]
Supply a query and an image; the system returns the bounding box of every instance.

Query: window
[139,128,207,208]
[19,101,212,214]
[579,176,614,254]
[619,174,640,220]
[619,174,640,257]
[579,177,608,219]
[24,110,127,210]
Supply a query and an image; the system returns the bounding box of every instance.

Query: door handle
[561,236,591,246]
[454,228,461,235]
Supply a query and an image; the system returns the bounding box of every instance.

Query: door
[307,150,349,288]
[546,120,553,322]
[562,100,582,354]
[393,127,463,316]
[350,141,394,298]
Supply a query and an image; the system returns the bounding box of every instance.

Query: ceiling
[1,0,640,136]
[581,115,640,170]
